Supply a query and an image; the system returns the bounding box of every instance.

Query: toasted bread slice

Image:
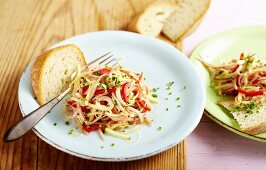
[162,0,211,41]
[31,44,86,105]
[218,100,266,135]
[127,1,178,37]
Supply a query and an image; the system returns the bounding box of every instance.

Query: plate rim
[190,25,266,142]
[18,30,206,161]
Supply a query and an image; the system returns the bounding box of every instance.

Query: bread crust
[30,44,86,105]
[243,122,266,135]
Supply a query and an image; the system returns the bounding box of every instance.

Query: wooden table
[0,0,186,169]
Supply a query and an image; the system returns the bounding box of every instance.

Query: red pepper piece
[81,106,90,113]
[67,100,77,108]
[82,124,100,133]
[94,89,105,95]
[232,64,239,72]
[121,82,129,102]
[81,86,88,98]
[252,79,260,85]
[107,88,115,94]
[96,68,111,75]
[136,98,151,111]
[237,87,264,97]
[100,101,108,105]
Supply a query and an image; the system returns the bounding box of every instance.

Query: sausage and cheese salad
[65,64,158,140]
[200,53,266,113]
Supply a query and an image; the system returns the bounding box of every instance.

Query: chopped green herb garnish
[101,146,104,148]
[166,108,169,111]
[99,83,107,89]
[152,88,157,92]
[167,81,174,86]
[166,81,174,90]
[65,121,70,125]
[183,86,186,90]
[165,98,168,100]
[232,100,259,114]
[152,94,158,98]
[67,129,74,135]
[157,126,162,131]
[144,77,146,80]
[53,123,57,126]
[177,105,181,108]
[111,143,115,147]
[168,92,172,95]
[176,97,180,101]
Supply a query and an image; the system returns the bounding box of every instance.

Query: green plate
[190,26,266,142]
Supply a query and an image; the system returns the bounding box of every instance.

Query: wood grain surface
[0,0,186,169]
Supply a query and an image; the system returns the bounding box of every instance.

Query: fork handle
[4,87,71,142]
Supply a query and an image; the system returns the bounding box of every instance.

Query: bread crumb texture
[219,100,266,135]
[162,0,211,41]
[31,44,86,105]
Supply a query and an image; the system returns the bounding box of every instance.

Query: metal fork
[4,52,118,142]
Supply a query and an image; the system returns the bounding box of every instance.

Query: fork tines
[88,52,119,69]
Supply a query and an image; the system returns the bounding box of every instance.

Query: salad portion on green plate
[190,26,266,142]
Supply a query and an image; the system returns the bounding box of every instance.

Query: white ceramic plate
[18,31,205,161]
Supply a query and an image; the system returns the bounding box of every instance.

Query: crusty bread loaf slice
[162,0,211,41]
[31,44,86,105]
[127,1,178,37]
[218,100,266,135]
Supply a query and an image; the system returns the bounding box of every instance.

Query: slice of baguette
[162,0,211,41]
[31,44,86,105]
[127,1,178,37]
[218,100,266,135]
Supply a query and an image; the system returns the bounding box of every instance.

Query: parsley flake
[67,129,74,135]
[152,88,158,92]
[152,94,158,98]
